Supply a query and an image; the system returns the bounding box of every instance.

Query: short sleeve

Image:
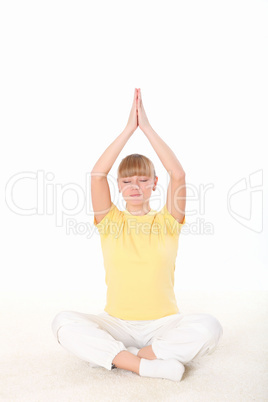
[93,202,123,235]
[157,204,186,236]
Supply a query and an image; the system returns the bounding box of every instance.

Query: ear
[153,176,158,190]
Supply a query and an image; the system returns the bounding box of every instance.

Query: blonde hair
[117,154,156,180]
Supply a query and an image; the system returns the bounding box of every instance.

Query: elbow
[90,170,108,179]
[172,170,186,180]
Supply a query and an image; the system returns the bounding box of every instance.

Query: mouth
[130,194,142,197]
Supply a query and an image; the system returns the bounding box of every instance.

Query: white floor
[1,290,267,402]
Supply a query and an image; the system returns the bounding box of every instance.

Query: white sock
[139,358,185,382]
[127,346,140,356]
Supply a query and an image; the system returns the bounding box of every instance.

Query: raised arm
[137,88,186,223]
[91,126,134,178]
[91,88,138,177]
[91,89,138,223]
[137,88,184,178]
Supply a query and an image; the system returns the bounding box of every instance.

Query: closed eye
[123,180,147,183]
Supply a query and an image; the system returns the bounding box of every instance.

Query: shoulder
[155,204,186,235]
[93,202,123,229]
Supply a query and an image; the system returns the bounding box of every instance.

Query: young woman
[52,88,223,382]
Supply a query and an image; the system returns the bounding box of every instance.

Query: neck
[126,202,151,216]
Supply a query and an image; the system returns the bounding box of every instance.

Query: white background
[1,0,267,298]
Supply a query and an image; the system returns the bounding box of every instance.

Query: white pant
[51,310,223,371]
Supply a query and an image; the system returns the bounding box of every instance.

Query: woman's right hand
[126,88,138,133]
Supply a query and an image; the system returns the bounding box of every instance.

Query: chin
[128,196,143,200]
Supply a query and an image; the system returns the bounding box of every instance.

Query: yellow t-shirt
[93,202,186,320]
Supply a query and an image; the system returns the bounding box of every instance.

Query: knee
[200,314,223,344]
[51,311,75,341]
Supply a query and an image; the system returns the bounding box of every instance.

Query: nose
[130,182,140,190]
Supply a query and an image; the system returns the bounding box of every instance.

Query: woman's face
[118,175,158,204]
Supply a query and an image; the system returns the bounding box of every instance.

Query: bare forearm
[143,125,185,178]
[91,126,134,177]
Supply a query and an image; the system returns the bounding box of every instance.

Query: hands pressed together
[126,88,151,133]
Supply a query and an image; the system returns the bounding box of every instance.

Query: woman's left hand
[137,88,151,132]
